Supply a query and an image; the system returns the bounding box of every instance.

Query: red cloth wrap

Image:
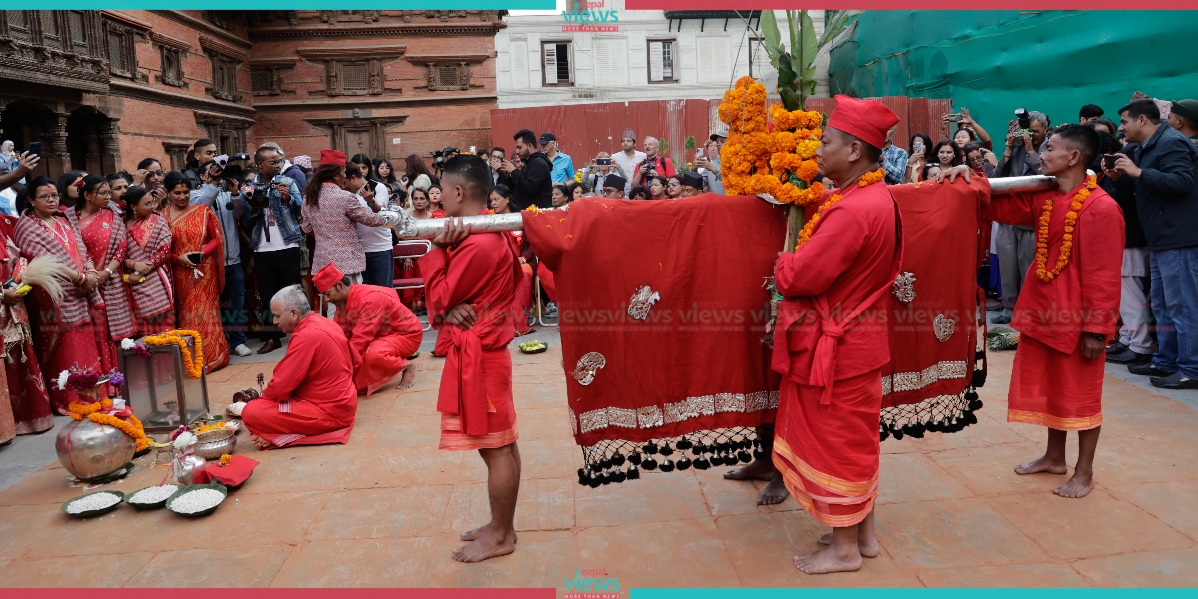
[193,455,259,486]
[521,194,786,446]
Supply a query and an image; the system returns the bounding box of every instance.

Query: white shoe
[233,344,252,357]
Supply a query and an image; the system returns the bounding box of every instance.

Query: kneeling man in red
[314,262,424,396]
[418,154,523,563]
[964,124,1123,498]
[233,284,358,449]
[771,96,901,574]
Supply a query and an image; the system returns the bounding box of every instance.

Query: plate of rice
[61,490,125,518]
[124,484,180,511]
[165,483,228,517]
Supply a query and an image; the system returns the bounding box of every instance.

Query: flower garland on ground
[1035,175,1096,283]
[68,396,148,451]
[143,330,204,379]
[718,76,826,205]
[797,169,887,248]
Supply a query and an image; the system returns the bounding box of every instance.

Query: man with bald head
[771,95,902,574]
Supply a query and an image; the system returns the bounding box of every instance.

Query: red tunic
[980,181,1123,430]
[242,313,358,448]
[418,226,522,449]
[771,181,901,527]
[333,284,424,396]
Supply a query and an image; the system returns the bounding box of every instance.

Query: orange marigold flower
[796,160,821,183]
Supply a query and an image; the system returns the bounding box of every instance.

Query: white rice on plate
[169,488,225,514]
[128,485,178,504]
[65,492,122,514]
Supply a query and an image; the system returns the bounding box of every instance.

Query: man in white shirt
[610,128,645,196]
[346,164,395,288]
[246,146,304,355]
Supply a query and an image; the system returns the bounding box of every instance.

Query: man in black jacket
[1109,99,1198,389]
[503,129,553,210]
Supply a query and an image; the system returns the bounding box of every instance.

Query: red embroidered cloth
[522,195,787,446]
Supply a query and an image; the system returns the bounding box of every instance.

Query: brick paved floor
[2,346,1196,589]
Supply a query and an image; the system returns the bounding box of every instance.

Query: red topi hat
[313,262,345,294]
[319,149,346,167]
[825,95,900,150]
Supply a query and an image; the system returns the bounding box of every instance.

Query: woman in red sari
[67,175,136,348]
[123,187,175,335]
[0,212,53,434]
[162,172,229,372]
[14,177,113,414]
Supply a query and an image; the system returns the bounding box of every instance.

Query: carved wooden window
[205,11,234,31]
[251,69,272,94]
[209,54,241,102]
[341,62,368,93]
[67,11,88,54]
[6,11,31,42]
[325,60,382,97]
[38,11,61,50]
[159,45,185,87]
[105,27,137,78]
[428,64,469,91]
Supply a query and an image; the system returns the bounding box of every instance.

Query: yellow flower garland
[143,329,204,379]
[797,169,887,248]
[1035,175,1096,283]
[69,398,148,451]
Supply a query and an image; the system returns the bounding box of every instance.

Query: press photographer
[190,155,251,357]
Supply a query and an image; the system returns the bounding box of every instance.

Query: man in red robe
[419,155,523,563]
[314,262,424,396]
[950,124,1123,498]
[772,96,901,574]
[233,285,358,449]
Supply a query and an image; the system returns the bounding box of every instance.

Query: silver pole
[383,175,1059,240]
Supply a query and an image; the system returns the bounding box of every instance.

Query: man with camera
[190,156,252,357]
[991,109,1051,325]
[489,147,511,190]
[502,129,553,210]
[631,136,676,189]
[243,146,304,355]
[695,129,727,194]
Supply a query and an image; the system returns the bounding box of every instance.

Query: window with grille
[541,42,573,86]
[341,62,368,92]
[39,11,61,49]
[431,64,461,90]
[67,11,87,54]
[107,32,127,73]
[648,40,676,84]
[210,55,241,101]
[251,68,272,94]
[6,11,29,41]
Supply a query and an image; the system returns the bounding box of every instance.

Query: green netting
[829,10,1198,137]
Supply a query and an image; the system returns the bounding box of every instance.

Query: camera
[597,157,612,166]
[213,154,229,170]
[1015,108,1031,130]
[232,153,250,161]
[432,149,446,166]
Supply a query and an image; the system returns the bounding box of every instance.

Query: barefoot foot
[793,545,863,574]
[250,434,271,449]
[724,457,774,482]
[817,532,878,558]
[452,530,516,563]
[396,366,416,390]
[758,471,789,505]
[460,523,518,544]
[1053,470,1095,498]
[1014,455,1068,476]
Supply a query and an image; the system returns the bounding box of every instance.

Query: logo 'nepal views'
[563,568,621,596]
[562,0,620,32]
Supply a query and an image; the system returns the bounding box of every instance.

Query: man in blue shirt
[540,132,575,184]
[880,125,908,185]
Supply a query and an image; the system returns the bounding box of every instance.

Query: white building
[497,4,829,109]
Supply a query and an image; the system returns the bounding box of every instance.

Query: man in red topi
[771,95,902,574]
[234,284,358,449]
[314,262,424,396]
[418,154,523,563]
[947,124,1123,498]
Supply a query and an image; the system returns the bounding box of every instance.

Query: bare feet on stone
[1054,470,1095,498]
[794,544,863,574]
[724,458,774,481]
[250,434,271,449]
[1014,454,1068,476]
[396,366,416,390]
[818,532,879,558]
[460,522,518,544]
[452,529,516,563]
[758,471,789,505]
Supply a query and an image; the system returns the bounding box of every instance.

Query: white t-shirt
[611,150,646,193]
[257,205,298,252]
[356,182,393,253]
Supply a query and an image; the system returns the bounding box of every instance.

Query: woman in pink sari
[67,175,135,348]
[163,173,228,372]
[0,213,52,435]
[123,187,175,334]
[14,177,113,414]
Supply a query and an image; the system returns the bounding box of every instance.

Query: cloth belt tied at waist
[437,324,489,436]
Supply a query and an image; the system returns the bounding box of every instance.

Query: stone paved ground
[2,344,1197,589]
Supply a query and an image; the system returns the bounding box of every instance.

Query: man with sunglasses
[601,175,627,199]
[244,145,304,355]
[539,132,575,184]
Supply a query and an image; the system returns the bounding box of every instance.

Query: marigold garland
[143,329,204,379]
[797,169,887,248]
[69,399,149,451]
[1035,175,1096,283]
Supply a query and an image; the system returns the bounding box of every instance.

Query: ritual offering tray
[519,340,549,354]
[194,427,237,460]
[124,484,179,511]
[61,490,125,518]
[166,483,227,517]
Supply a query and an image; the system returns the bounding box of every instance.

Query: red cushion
[393,278,424,287]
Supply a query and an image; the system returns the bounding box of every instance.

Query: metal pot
[55,418,136,481]
[173,446,207,485]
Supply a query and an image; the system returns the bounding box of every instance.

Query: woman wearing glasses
[14,177,115,414]
[65,175,136,354]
